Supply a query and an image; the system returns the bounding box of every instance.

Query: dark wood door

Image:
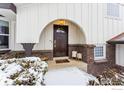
[53,25,68,57]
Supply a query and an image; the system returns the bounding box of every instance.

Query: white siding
[91,3,98,43]
[116,44,124,66]
[10,21,24,51]
[15,3,124,50]
[97,4,104,43]
[81,3,89,43]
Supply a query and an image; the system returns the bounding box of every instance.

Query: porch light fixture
[57,20,65,25]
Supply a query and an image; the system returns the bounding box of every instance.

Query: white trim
[0,34,9,36]
[0,48,10,51]
[94,44,106,60]
[104,16,121,20]
[0,17,9,22]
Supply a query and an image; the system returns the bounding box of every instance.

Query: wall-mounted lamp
[57,20,65,25]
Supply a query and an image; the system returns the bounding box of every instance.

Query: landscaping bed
[0,57,48,86]
[88,68,124,85]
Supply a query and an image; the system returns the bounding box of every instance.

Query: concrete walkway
[44,67,95,85]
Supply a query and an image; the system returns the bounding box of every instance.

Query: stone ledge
[68,44,95,48]
[94,59,108,64]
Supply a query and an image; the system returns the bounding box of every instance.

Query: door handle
[54,40,56,48]
[54,40,56,44]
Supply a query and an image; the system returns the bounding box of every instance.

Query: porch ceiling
[107,32,124,44]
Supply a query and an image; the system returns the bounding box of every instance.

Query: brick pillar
[82,44,95,64]
[21,43,35,57]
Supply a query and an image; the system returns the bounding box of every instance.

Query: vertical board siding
[88,3,92,44]
[58,3,67,19]
[74,3,82,25]
[91,3,98,44]
[97,4,104,43]
[48,4,58,21]
[66,3,74,20]
[81,3,89,43]
[16,3,124,50]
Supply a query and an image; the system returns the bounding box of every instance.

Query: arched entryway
[34,19,86,58]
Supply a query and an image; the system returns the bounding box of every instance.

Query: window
[94,44,106,60]
[107,3,119,17]
[0,20,9,50]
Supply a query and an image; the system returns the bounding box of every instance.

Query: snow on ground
[0,57,95,86]
[0,57,48,86]
[19,57,41,62]
[44,67,96,85]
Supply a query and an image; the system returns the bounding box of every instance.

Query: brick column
[82,44,95,64]
[21,43,35,57]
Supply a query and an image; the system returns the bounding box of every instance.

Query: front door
[53,25,68,57]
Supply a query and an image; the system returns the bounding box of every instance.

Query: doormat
[55,59,70,63]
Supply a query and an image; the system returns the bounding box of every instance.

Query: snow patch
[0,57,48,86]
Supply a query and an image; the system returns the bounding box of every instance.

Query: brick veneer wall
[87,62,114,76]
[87,44,116,76]
[68,44,95,64]
[1,43,120,76]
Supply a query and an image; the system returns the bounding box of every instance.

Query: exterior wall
[16,3,124,45]
[116,44,124,66]
[9,21,24,51]
[11,19,85,51]
[10,19,86,58]
[7,3,124,64]
[88,44,116,76]
[68,44,95,63]
[6,3,124,74]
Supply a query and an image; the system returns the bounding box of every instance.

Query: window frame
[94,44,106,60]
[0,19,10,50]
[105,3,120,20]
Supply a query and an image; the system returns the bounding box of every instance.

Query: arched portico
[33,19,94,63]
[22,19,95,64]
[38,18,87,44]
[34,19,86,57]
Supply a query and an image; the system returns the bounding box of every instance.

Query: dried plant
[88,68,124,86]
